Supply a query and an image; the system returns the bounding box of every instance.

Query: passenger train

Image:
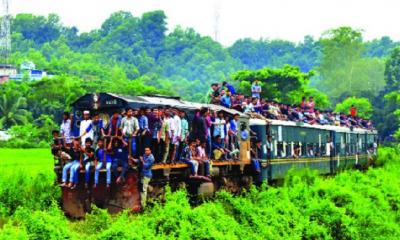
[54,93,378,217]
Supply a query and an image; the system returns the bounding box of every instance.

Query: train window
[75,110,82,118]
[321,143,326,156]
[277,142,284,158]
[301,142,307,157]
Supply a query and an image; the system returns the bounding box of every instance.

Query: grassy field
[0,148,53,175]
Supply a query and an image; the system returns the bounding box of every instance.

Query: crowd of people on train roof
[207,81,374,130]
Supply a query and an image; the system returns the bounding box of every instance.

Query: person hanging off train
[250,139,262,174]
[131,147,155,209]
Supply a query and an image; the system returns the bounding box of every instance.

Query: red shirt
[350,107,357,117]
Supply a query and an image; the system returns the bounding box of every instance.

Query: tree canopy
[2,12,400,140]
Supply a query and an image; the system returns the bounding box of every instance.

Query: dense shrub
[0,171,59,216]
[12,206,74,240]
[0,147,399,239]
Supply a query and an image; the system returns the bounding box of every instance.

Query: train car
[54,93,378,217]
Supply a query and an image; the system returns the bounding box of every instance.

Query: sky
[9,0,400,46]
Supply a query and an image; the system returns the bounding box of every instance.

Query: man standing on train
[138,147,155,209]
[60,112,72,145]
[79,110,94,146]
[120,107,139,158]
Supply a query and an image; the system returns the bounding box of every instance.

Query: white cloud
[9,0,400,46]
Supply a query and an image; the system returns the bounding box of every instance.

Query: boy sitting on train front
[94,138,113,188]
[196,141,211,178]
[180,139,199,177]
[111,137,129,184]
[83,138,95,189]
[61,138,83,189]
[51,130,64,157]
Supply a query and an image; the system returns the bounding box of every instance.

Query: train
[53,93,378,217]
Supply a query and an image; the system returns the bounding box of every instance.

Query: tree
[384,47,400,93]
[140,10,167,59]
[319,27,364,103]
[0,93,30,129]
[334,97,373,119]
[232,65,314,104]
[12,13,61,45]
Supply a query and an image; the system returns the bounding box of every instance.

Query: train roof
[268,119,377,135]
[72,93,376,135]
[72,93,247,117]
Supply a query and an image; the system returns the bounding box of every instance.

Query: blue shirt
[113,147,128,162]
[141,154,155,178]
[96,148,112,163]
[226,84,236,95]
[240,130,249,141]
[220,95,231,108]
[230,119,238,133]
[212,141,224,150]
[139,115,149,130]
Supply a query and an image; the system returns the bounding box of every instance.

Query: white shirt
[80,119,93,145]
[213,118,226,139]
[168,117,175,138]
[173,115,182,138]
[326,142,334,156]
[251,84,261,98]
[60,119,72,143]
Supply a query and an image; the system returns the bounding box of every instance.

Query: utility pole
[213,0,221,42]
[0,0,10,65]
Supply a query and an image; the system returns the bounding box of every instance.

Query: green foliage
[319,27,386,104]
[232,65,314,103]
[0,148,400,239]
[0,115,57,148]
[12,205,73,240]
[0,82,31,129]
[384,47,400,92]
[0,170,59,216]
[335,97,373,119]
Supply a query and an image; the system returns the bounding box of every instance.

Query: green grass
[0,148,53,175]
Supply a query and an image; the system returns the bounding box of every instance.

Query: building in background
[0,63,16,84]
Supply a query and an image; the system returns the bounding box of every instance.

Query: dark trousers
[151,138,162,162]
[112,158,128,179]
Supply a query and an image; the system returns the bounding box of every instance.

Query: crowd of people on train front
[51,105,253,207]
[207,81,374,130]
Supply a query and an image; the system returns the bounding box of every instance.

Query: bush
[0,114,57,148]
[12,205,74,240]
[0,171,59,216]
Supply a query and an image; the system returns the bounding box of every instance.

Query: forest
[0,11,400,145]
[1,10,400,240]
